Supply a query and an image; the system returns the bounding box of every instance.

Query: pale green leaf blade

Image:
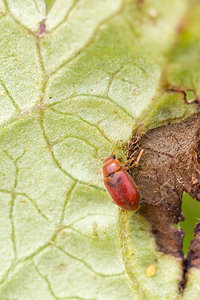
[183,269,200,300]
[45,0,76,31]
[0,6,44,117]
[0,0,198,299]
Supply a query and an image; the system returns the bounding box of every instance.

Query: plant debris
[128,113,200,259]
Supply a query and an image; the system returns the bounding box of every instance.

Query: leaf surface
[0,0,199,299]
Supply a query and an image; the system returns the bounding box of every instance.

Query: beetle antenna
[110,140,119,156]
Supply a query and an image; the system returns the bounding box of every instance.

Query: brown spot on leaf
[128,113,200,257]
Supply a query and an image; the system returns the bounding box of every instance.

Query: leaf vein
[0,78,20,111]
[48,0,81,33]
[55,245,124,278]
[60,180,77,224]
[34,263,59,300]
[51,108,113,145]
[39,113,105,191]
[49,1,125,76]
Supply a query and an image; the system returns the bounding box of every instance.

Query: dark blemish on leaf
[36,21,47,37]
[39,21,46,34]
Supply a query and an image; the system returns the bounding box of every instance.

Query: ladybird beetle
[102,142,143,211]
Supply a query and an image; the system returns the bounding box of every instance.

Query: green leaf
[0,0,199,299]
[6,0,46,31]
[45,0,55,11]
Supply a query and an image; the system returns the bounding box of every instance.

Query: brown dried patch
[128,113,200,257]
[178,222,200,291]
[186,222,200,269]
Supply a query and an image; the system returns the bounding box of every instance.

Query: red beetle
[102,142,143,211]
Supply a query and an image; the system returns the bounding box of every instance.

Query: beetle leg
[135,149,144,165]
[124,162,137,170]
[125,149,144,170]
[124,149,144,166]
[104,177,110,182]
[124,156,136,165]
